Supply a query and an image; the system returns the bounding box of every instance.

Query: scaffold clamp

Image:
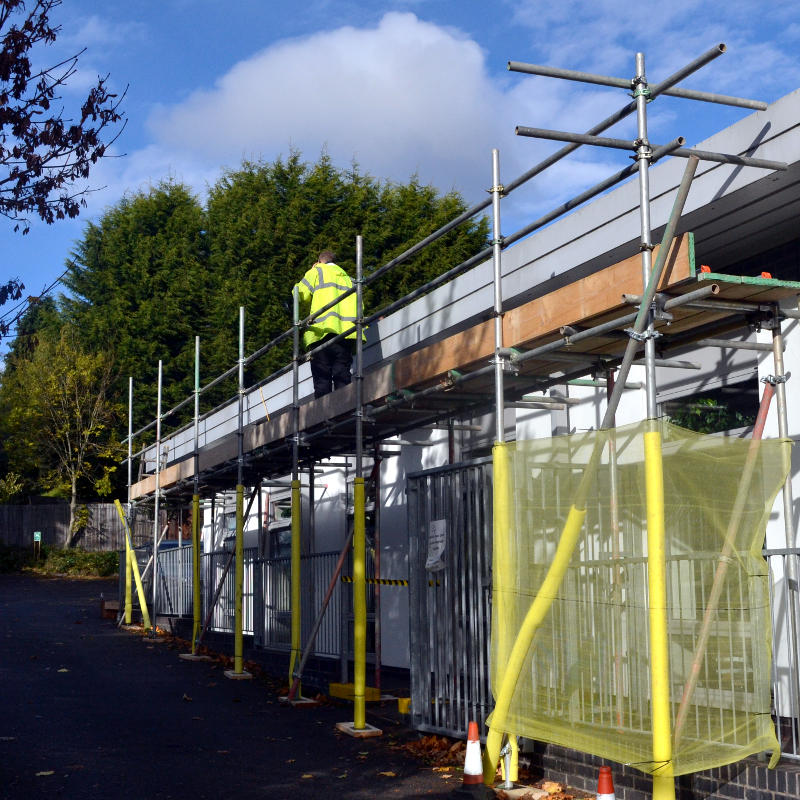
[762,373,790,386]
[625,327,662,342]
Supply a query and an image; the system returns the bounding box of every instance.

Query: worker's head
[318,250,335,264]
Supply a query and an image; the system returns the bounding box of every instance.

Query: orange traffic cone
[463,721,483,786]
[596,765,615,800]
[451,721,491,798]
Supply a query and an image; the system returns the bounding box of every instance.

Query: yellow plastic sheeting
[489,420,788,776]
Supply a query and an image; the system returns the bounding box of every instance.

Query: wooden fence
[0,503,151,551]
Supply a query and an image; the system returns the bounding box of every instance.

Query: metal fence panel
[256,551,344,658]
[200,547,256,635]
[408,458,493,738]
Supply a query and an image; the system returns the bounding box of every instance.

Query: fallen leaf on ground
[379,771,397,777]
[35,771,54,777]
[57,668,69,673]
[301,774,314,779]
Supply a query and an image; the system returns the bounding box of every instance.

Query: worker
[294,250,363,398]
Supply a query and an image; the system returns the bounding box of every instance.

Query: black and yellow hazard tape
[341,576,408,586]
[340,576,440,586]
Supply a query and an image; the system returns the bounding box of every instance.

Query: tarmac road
[0,574,457,800]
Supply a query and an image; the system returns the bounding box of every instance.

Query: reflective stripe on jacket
[295,262,364,349]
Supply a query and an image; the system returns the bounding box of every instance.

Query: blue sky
[2,0,800,352]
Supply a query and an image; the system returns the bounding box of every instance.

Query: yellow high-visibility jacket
[295,261,365,349]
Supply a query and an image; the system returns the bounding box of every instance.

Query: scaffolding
[122,43,800,795]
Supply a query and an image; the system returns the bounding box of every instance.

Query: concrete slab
[178,652,213,662]
[223,669,253,680]
[278,694,319,707]
[494,786,549,799]
[335,721,383,738]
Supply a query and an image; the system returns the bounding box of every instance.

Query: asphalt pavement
[0,574,458,799]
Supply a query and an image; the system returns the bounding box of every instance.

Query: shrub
[0,545,119,576]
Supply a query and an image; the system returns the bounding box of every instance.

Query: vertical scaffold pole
[373,443,382,694]
[772,316,800,728]
[491,149,506,445]
[151,360,162,636]
[123,376,133,625]
[125,377,133,625]
[338,237,381,736]
[290,286,302,689]
[633,52,673,800]
[488,147,518,783]
[192,337,202,653]
[353,234,367,729]
[227,307,250,679]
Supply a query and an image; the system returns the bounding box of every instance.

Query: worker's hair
[318,250,335,263]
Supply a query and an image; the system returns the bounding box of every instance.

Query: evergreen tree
[62,181,208,429]
[10,153,488,483]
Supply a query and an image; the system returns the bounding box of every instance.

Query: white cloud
[141,11,626,223]
[148,14,500,192]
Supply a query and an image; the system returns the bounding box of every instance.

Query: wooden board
[393,234,692,388]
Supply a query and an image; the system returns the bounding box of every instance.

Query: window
[663,380,759,434]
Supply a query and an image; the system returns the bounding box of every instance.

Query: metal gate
[407,457,493,737]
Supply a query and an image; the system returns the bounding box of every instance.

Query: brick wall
[526,742,800,800]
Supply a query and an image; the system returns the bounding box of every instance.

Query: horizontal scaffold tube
[508,48,768,111]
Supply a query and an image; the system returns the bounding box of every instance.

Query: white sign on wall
[425,519,447,571]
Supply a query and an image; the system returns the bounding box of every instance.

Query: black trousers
[310,335,353,398]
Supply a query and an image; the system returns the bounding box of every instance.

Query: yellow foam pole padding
[484,501,588,783]
[644,430,674,800]
[191,494,201,654]
[489,443,517,783]
[124,521,133,624]
[289,479,302,685]
[234,484,244,673]
[353,477,367,729]
[113,499,152,631]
